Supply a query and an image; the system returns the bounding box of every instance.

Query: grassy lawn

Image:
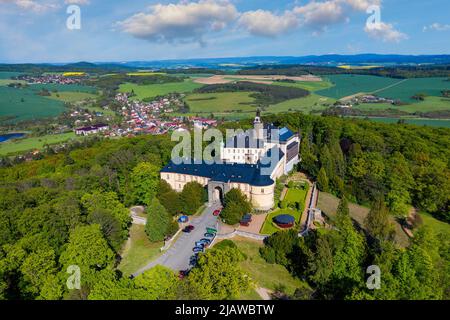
[119,79,202,100]
[233,238,306,296]
[0,132,82,156]
[284,187,308,204]
[186,91,257,113]
[239,289,263,300]
[118,224,163,277]
[317,192,410,247]
[419,212,450,236]
[47,91,98,103]
[260,208,301,235]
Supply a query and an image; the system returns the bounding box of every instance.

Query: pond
[0,132,25,142]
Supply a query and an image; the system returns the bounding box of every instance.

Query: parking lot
[132,203,220,277]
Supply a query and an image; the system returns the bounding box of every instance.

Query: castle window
[261,188,265,194]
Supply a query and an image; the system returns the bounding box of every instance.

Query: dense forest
[194,81,309,106]
[263,113,450,222]
[238,64,450,79]
[0,114,449,300]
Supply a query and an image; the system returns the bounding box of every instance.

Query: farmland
[265,93,335,114]
[0,86,66,122]
[119,79,202,100]
[0,84,98,122]
[47,91,98,103]
[0,132,81,156]
[317,74,449,102]
[317,74,401,99]
[185,91,257,113]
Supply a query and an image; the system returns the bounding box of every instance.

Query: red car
[183,225,195,233]
[213,209,222,216]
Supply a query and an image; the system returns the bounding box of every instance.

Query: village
[73,92,218,137]
[14,73,86,85]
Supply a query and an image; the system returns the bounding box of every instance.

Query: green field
[119,79,202,100]
[186,91,257,113]
[317,75,401,99]
[273,80,334,92]
[0,86,66,122]
[317,75,450,104]
[0,72,22,79]
[0,132,81,155]
[266,93,335,114]
[233,238,307,296]
[48,91,98,103]
[375,77,450,103]
[0,84,98,122]
[118,224,163,277]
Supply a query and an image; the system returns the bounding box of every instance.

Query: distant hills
[1,54,450,73]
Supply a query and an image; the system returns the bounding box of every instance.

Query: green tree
[221,189,252,225]
[365,197,395,243]
[59,224,114,285]
[188,247,250,299]
[331,197,366,296]
[131,162,160,206]
[180,182,206,215]
[145,198,172,242]
[20,249,58,296]
[317,167,329,192]
[133,265,178,300]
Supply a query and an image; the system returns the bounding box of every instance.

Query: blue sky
[0,0,449,63]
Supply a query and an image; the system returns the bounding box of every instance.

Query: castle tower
[253,109,264,140]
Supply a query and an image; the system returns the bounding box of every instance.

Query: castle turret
[253,109,264,140]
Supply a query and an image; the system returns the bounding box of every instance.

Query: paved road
[132,203,220,277]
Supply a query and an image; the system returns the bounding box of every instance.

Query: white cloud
[364,22,407,42]
[65,0,89,4]
[423,23,450,32]
[238,10,299,37]
[0,0,59,12]
[343,0,381,11]
[294,0,346,31]
[119,0,238,43]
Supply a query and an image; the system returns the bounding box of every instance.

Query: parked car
[240,221,250,227]
[204,233,215,238]
[193,247,204,253]
[178,215,189,223]
[179,270,189,279]
[195,241,206,248]
[199,238,211,245]
[213,209,221,216]
[183,225,195,233]
[242,214,253,222]
[189,256,198,266]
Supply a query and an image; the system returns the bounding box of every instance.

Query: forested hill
[237,64,450,79]
[264,113,450,222]
[0,114,448,300]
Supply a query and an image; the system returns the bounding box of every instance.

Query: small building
[75,124,109,136]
